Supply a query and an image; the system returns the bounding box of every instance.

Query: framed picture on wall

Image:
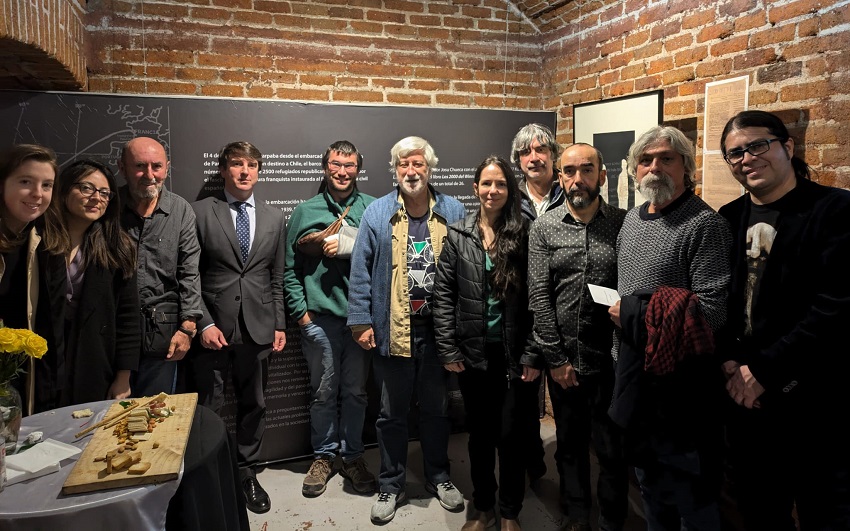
[573,90,663,210]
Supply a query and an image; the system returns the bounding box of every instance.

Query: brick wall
[543,0,850,187]
[84,0,543,108]
[0,0,86,89]
[2,0,846,184]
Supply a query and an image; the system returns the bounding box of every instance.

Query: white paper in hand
[588,284,621,306]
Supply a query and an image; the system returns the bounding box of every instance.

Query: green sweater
[283,189,375,321]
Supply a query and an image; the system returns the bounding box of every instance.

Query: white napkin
[5,438,82,485]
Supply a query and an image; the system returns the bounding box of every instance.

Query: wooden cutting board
[62,392,198,495]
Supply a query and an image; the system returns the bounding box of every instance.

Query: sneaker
[425,480,464,511]
[302,457,333,497]
[371,491,406,523]
[340,457,377,494]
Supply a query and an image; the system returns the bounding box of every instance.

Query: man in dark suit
[190,141,287,514]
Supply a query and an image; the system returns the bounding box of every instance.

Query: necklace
[478,222,495,252]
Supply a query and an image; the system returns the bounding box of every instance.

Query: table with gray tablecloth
[0,400,247,531]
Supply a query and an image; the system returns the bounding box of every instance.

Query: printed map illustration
[3,93,170,169]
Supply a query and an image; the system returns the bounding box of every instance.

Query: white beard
[638,173,675,207]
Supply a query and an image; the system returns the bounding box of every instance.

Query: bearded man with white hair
[607,125,732,530]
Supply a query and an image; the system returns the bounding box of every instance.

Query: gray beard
[638,173,675,206]
[130,181,162,200]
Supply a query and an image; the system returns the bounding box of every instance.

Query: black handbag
[141,300,180,357]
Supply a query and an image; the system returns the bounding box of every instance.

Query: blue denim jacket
[347,186,465,358]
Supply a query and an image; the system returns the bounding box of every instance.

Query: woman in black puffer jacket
[433,155,542,531]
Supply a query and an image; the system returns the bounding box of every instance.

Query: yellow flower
[19,330,48,359]
[0,327,23,354]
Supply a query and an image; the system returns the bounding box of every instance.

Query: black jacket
[433,213,540,378]
[519,178,564,221]
[59,263,141,406]
[718,178,850,407]
[611,288,725,496]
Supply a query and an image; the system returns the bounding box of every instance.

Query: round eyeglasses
[73,182,114,201]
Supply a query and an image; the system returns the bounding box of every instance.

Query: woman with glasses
[433,156,542,531]
[52,159,139,405]
[0,144,67,414]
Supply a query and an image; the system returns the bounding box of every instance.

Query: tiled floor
[247,416,648,531]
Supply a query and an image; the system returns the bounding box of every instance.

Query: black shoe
[242,476,271,514]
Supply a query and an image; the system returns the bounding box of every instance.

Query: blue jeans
[372,323,451,493]
[300,314,370,461]
[133,356,178,397]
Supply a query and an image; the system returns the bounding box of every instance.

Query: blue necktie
[235,201,250,264]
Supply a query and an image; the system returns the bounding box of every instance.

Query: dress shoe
[501,517,522,531]
[242,476,271,513]
[461,508,496,530]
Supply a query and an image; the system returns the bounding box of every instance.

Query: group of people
[1,108,847,531]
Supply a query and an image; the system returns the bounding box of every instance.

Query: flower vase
[0,382,22,453]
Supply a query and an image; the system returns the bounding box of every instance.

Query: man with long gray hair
[511,122,565,220]
[608,125,732,530]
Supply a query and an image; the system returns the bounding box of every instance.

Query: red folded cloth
[644,286,714,375]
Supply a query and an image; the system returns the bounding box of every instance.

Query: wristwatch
[177,326,197,338]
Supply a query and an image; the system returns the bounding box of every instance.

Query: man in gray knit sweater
[608,125,731,531]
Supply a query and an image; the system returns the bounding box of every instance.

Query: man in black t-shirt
[719,110,850,530]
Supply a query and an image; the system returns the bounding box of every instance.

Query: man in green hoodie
[284,140,377,497]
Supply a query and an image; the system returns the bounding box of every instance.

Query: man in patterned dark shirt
[609,125,731,531]
[528,143,628,531]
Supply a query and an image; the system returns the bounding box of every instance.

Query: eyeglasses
[73,182,114,201]
[328,161,358,172]
[723,138,782,165]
